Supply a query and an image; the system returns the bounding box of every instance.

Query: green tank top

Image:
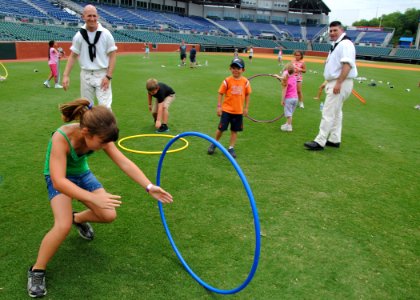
[43,128,93,176]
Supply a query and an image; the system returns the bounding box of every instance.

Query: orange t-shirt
[218,76,251,114]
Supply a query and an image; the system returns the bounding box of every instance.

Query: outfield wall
[1,41,279,60]
[1,42,201,60]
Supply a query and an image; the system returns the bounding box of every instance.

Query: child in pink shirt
[43,40,63,89]
[280,63,298,132]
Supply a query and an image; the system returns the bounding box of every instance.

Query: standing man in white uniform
[304,21,357,151]
[62,4,117,109]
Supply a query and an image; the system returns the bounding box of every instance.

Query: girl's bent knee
[101,210,117,223]
[54,221,73,236]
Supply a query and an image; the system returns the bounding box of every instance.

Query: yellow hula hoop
[0,62,8,80]
[117,134,189,155]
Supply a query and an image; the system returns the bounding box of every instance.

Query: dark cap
[230,58,245,69]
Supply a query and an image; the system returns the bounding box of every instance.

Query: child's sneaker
[156,124,169,133]
[228,147,237,158]
[73,212,94,240]
[54,83,63,89]
[27,267,47,298]
[43,81,50,88]
[207,143,216,155]
[299,102,304,108]
[280,124,293,132]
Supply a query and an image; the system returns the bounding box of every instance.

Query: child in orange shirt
[207,58,251,158]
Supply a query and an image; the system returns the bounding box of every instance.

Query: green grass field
[0,52,419,299]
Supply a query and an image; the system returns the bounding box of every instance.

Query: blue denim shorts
[45,171,103,201]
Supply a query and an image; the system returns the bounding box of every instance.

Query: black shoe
[228,147,237,158]
[304,141,324,151]
[326,141,340,148]
[27,267,47,298]
[72,211,94,241]
[207,143,216,155]
[156,124,169,133]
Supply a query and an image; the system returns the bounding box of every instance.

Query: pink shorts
[49,64,58,77]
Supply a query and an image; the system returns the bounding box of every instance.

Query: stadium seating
[279,41,306,51]
[117,30,178,43]
[276,24,302,39]
[345,30,361,41]
[306,25,326,40]
[247,38,279,48]
[2,0,417,65]
[358,31,389,45]
[189,16,226,34]
[242,21,278,37]
[30,0,80,23]
[312,43,331,52]
[0,21,75,41]
[355,46,391,57]
[0,0,48,19]
[393,48,420,59]
[216,20,247,35]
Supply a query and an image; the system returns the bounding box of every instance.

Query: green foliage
[0,53,419,299]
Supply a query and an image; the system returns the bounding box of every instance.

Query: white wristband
[146,183,154,193]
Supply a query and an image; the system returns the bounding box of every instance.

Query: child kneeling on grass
[146,78,176,133]
[27,98,173,298]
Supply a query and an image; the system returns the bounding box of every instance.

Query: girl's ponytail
[59,98,91,123]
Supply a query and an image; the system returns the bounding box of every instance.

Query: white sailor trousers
[315,78,353,146]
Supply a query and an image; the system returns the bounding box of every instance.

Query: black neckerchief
[79,28,102,62]
[330,35,351,53]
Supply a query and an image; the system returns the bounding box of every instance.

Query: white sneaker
[280,124,293,132]
[299,102,304,108]
[54,84,63,89]
[43,81,50,88]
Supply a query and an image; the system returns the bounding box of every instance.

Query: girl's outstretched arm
[103,143,173,203]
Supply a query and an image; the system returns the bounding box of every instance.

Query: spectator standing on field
[144,42,150,59]
[43,40,63,89]
[277,47,283,66]
[62,4,117,109]
[248,46,254,63]
[179,40,187,66]
[189,45,197,68]
[233,48,239,59]
[304,21,357,151]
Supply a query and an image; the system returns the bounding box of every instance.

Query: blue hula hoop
[156,131,261,294]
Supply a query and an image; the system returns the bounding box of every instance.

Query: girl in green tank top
[28,98,173,298]
[43,127,93,176]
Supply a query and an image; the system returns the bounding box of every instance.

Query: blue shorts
[45,171,103,201]
[218,111,243,132]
